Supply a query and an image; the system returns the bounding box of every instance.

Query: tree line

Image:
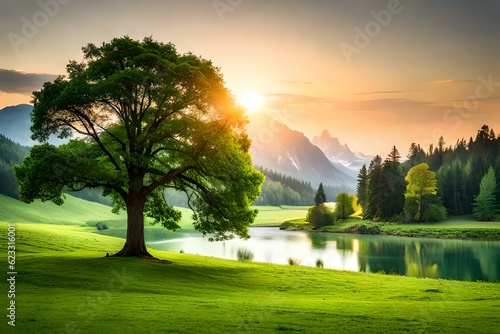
[306,125,499,228]
[254,168,315,206]
[357,125,499,222]
[253,168,355,206]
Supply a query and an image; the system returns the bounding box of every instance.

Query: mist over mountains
[0,105,365,190]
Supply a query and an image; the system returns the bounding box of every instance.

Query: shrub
[423,204,447,222]
[357,224,380,235]
[96,222,109,231]
[236,248,254,262]
[403,200,419,223]
[315,259,324,268]
[306,204,336,228]
[279,221,293,230]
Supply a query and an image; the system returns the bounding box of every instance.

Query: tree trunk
[113,192,152,257]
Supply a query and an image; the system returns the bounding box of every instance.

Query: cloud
[433,79,454,85]
[354,90,416,96]
[0,69,58,95]
[431,79,474,85]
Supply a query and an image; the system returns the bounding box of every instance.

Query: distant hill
[247,113,356,189]
[0,104,34,146]
[0,104,64,146]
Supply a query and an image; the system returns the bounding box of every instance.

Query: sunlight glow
[237,91,264,112]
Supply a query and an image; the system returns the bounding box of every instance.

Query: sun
[237,91,264,112]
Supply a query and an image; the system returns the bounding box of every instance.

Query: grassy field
[250,205,310,226]
[1,222,500,333]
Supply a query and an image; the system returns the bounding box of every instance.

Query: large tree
[14,36,264,257]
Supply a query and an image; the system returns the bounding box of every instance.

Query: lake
[147,227,500,282]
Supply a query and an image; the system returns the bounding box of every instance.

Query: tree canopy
[404,163,437,221]
[15,36,264,257]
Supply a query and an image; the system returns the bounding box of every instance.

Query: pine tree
[356,164,368,211]
[473,167,499,221]
[387,145,401,165]
[380,156,405,219]
[314,183,327,206]
[366,155,383,220]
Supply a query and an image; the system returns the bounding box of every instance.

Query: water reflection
[146,227,500,282]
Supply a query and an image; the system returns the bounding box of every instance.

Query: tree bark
[112,191,152,257]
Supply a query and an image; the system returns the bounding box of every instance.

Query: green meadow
[1,195,500,333]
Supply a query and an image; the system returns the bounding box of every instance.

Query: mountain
[247,113,356,189]
[312,130,372,172]
[0,104,65,146]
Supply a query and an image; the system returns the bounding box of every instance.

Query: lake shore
[280,217,500,241]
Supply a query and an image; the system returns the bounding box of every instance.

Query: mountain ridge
[312,129,372,172]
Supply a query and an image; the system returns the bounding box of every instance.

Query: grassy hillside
[0,194,308,241]
[0,193,123,226]
[1,222,499,333]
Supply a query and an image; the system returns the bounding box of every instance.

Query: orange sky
[1,0,499,155]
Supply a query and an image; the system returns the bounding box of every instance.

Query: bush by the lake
[423,204,447,222]
[288,257,301,266]
[96,222,108,231]
[237,248,254,262]
[307,204,336,228]
[316,259,324,268]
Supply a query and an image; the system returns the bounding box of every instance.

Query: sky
[1,0,500,155]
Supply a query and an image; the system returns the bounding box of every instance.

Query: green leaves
[14,144,65,205]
